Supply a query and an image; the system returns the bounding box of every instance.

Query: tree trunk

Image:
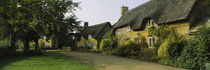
[10,33,16,55]
[23,39,30,54]
[34,39,39,53]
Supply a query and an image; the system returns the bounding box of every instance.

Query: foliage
[148,25,171,41]
[158,39,169,59]
[158,27,209,69]
[150,25,209,69]
[113,41,141,57]
[166,29,184,59]
[102,29,113,39]
[73,44,90,52]
[149,57,161,62]
[0,39,13,56]
[149,25,184,59]
[173,27,209,69]
[0,39,11,48]
[99,38,117,54]
[139,37,148,48]
[29,42,36,49]
[0,0,81,52]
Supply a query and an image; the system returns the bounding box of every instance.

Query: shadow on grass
[0,52,94,70]
[0,52,46,70]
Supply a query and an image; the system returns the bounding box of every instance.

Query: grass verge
[0,53,94,70]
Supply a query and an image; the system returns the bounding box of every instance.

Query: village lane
[49,51,185,70]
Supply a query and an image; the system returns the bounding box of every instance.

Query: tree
[52,15,81,49]
[0,0,80,53]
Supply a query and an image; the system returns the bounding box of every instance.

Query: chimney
[121,6,129,16]
[84,22,88,29]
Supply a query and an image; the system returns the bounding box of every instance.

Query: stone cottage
[113,0,210,48]
[77,22,112,50]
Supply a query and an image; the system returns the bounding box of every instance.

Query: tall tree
[0,0,80,53]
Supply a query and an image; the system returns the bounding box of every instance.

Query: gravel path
[49,51,185,70]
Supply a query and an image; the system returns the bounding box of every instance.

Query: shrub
[162,27,209,69]
[100,30,118,54]
[153,26,184,60]
[0,39,12,56]
[113,41,141,57]
[29,42,36,49]
[73,44,90,52]
[100,38,117,54]
[158,39,169,59]
[0,39,11,48]
[166,30,184,59]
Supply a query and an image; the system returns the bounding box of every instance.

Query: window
[148,20,155,27]
[148,37,155,48]
[116,30,120,34]
[126,27,131,32]
[134,38,139,44]
[88,34,92,39]
[125,37,131,41]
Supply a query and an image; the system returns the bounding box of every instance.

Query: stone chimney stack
[84,22,88,29]
[121,6,129,16]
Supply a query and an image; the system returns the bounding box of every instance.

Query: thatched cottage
[77,22,112,50]
[113,0,210,48]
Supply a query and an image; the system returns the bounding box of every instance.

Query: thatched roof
[189,0,210,29]
[113,0,209,30]
[80,22,112,40]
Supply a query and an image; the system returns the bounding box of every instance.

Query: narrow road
[49,51,184,70]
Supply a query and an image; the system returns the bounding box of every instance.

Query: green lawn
[0,53,94,70]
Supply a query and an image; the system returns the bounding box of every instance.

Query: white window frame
[148,20,155,27]
[126,27,131,32]
[134,37,139,44]
[148,37,155,48]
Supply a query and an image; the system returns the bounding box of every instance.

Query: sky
[67,0,150,26]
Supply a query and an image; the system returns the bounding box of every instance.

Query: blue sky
[69,0,150,26]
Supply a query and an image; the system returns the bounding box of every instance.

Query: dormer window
[148,19,155,27]
[88,34,92,39]
[116,29,120,34]
[81,36,84,39]
[126,27,131,32]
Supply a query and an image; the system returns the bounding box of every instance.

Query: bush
[29,42,36,49]
[113,41,141,57]
[153,25,209,69]
[0,39,12,56]
[161,27,209,69]
[158,39,169,59]
[73,44,90,52]
[100,38,117,54]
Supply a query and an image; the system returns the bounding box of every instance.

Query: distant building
[38,36,52,48]
[77,22,112,50]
